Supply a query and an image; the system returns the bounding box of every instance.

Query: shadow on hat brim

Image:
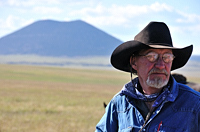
[110,40,193,73]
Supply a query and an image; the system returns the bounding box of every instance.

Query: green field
[0,64,199,132]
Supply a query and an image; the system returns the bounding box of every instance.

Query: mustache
[148,68,169,76]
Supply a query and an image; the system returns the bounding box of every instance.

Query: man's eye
[147,55,155,61]
[163,56,168,59]
[163,54,171,59]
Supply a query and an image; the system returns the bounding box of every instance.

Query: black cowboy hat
[111,21,193,73]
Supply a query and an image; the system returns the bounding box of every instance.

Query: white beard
[146,76,168,89]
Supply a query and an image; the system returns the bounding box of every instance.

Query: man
[96,22,200,132]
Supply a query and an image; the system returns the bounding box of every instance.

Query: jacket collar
[120,75,179,103]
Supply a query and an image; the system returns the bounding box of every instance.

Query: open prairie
[0,64,199,132]
[0,64,130,132]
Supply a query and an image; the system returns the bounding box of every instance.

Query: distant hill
[0,20,123,57]
[190,55,200,62]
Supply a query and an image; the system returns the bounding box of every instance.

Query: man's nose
[155,57,165,69]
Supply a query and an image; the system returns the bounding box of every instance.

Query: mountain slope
[0,20,123,57]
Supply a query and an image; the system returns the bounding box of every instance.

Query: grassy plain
[0,64,199,132]
[0,64,130,132]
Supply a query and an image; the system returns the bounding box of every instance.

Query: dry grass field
[0,64,199,132]
[0,64,130,132]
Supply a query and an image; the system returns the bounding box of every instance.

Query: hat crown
[134,22,173,47]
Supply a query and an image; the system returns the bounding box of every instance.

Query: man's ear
[130,56,137,70]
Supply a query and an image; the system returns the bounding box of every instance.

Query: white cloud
[2,15,20,29]
[32,6,62,14]
[4,0,60,7]
[6,0,36,6]
[172,11,200,37]
[0,15,34,37]
[176,11,200,23]
[3,0,96,7]
[69,2,174,27]
[109,4,148,18]
[150,2,173,12]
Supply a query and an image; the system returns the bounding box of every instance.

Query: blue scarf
[120,77,171,108]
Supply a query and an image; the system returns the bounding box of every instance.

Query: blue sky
[0,0,200,55]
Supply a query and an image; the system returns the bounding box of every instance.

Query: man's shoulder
[171,83,200,112]
[178,83,200,98]
[176,83,200,110]
[111,92,126,103]
[109,92,133,111]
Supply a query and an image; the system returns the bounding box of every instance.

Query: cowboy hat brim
[110,40,193,73]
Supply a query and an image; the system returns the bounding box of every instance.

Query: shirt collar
[120,76,178,103]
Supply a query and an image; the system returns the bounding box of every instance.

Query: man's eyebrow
[141,50,155,54]
[142,49,173,54]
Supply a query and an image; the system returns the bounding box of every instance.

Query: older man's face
[132,48,173,89]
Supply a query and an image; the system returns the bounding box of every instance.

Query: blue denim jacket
[96,77,200,132]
